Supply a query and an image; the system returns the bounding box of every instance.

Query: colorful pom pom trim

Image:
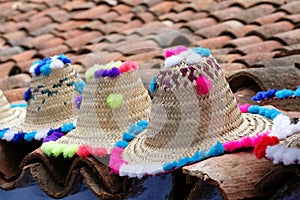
[29,54,71,76]
[252,86,300,102]
[0,122,75,143]
[107,93,123,109]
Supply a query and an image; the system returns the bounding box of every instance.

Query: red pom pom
[254,135,280,159]
[76,145,92,157]
[196,75,212,95]
[119,60,138,73]
[93,147,107,157]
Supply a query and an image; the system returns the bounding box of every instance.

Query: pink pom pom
[109,147,127,174]
[93,147,107,157]
[165,46,188,58]
[119,60,138,73]
[238,103,251,113]
[196,75,212,95]
[76,145,92,157]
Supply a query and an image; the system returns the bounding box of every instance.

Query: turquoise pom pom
[61,123,75,133]
[275,89,294,98]
[295,86,300,97]
[149,76,157,94]
[114,140,128,148]
[122,132,135,142]
[24,131,37,142]
[193,47,211,57]
[40,64,51,76]
[74,80,86,94]
[207,141,224,157]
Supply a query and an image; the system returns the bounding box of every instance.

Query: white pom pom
[50,59,64,69]
[164,55,183,68]
[34,129,49,140]
[3,129,15,141]
[186,53,203,65]
[29,63,39,75]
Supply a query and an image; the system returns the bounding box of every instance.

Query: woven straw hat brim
[282,132,300,148]
[0,107,26,128]
[119,113,272,175]
[259,97,300,112]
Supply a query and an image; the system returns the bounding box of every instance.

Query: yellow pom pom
[107,93,123,109]
[85,64,103,79]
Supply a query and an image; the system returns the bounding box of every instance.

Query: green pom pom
[41,142,56,156]
[107,61,122,69]
[85,64,103,79]
[52,144,67,157]
[107,93,123,109]
[63,145,78,158]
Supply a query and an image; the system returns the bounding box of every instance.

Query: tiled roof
[0,0,300,199]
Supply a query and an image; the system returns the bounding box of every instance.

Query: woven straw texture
[56,70,151,152]
[121,57,273,165]
[283,132,300,148]
[14,65,79,132]
[0,90,26,127]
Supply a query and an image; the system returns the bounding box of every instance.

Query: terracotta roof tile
[112,39,159,55]
[140,0,162,7]
[30,23,59,36]
[10,50,37,63]
[224,35,263,48]
[231,0,284,8]
[46,9,71,23]
[280,1,300,14]
[17,58,38,73]
[135,11,156,23]
[0,61,15,78]
[206,0,234,12]
[99,11,119,22]
[55,20,89,32]
[81,51,123,67]
[11,9,38,22]
[282,13,300,24]
[221,63,246,74]
[210,6,244,21]
[0,74,31,91]
[79,20,103,31]
[112,4,132,14]
[3,31,26,42]
[150,31,193,48]
[231,40,282,55]
[247,21,295,39]
[273,29,300,45]
[113,12,135,23]
[215,53,242,64]
[72,5,110,20]
[28,7,58,21]
[196,20,243,38]
[38,44,69,58]
[0,21,18,34]
[254,12,287,25]
[121,0,144,6]
[3,87,28,102]
[0,46,24,62]
[98,20,142,34]
[64,31,102,49]
[149,1,179,15]
[234,51,277,66]
[197,35,232,49]
[25,16,53,32]
[221,24,258,38]
[183,17,217,31]
[253,54,300,67]
[22,34,54,49]
[43,0,66,7]
[161,11,207,23]
[62,0,95,11]
[54,29,87,40]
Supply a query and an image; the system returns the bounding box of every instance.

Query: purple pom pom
[94,69,105,79]
[102,70,109,77]
[107,67,121,78]
[74,95,83,109]
[43,131,64,143]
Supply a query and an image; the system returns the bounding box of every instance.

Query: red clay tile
[0,37,5,47]
[211,48,234,55]
[225,4,276,23]
[99,11,119,22]
[99,20,142,34]
[0,61,15,78]
[282,14,300,24]
[191,0,218,11]
[112,4,132,14]
[0,21,18,34]
[54,30,87,40]
[206,0,234,12]
[160,11,207,23]
[17,58,38,73]
[26,16,52,32]
[231,40,282,55]
[253,12,287,25]
[222,24,258,38]
[10,36,34,47]
[43,0,65,7]
[0,46,24,62]
[247,21,294,39]
[62,1,95,11]
[210,6,243,21]
[72,5,110,20]
[38,44,69,58]
[46,9,71,23]
[80,51,123,68]
[113,13,134,23]
[122,0,143,6]
[221,63,246,73]
[196,20,243,38]
[11,9,38,22]
[233,52,277,66]
[79,20,103,31]
[22,34,54,49]
[3,87,28,102]
[215,53,242,64]
[136,12,156,23]
[28,7,58,21]
[10,50,37,63]
[3,31,26,42]
[55,20,88,32]
[197,36,232,49]
[224,36,263,48]
[273,29,300,45]
[65,31,102,49]
[37,37,64,50]
[183,17,217,31]
[150,1,179,15]
[253,55,300,68]
[30,23,58,36]
[0,74,31,91]
[140,0,162,7]
[231,0,284,8]
[280,1,300,14]
[125,49,164,62]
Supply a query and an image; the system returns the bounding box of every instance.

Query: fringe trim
[266,144,300,165]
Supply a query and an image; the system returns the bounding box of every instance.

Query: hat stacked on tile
[0,54,84,143]
[109,46,281,178]
[41,60,151,159]
[0,90,26,128]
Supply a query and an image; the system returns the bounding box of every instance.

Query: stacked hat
[254,114,300,165]
[108,46,281,178]
[0,90,26,128]
[41,60,151,159]
[252,86,300,111]
[0,54,84,142]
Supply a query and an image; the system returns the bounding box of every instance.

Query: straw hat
[41,60,151,159]
[109,46,276,178]
[0,55,84,142]
[254,115,300,165]
[0,90,26,128]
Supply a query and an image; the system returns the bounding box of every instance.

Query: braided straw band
[116,57,273,177]
[0,90,26,128]
[42,70,151,158]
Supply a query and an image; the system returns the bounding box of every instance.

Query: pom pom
[109,147,127,174]
[93,147,107,157]
[24,88,32,102]
[295,86,300,97]
[63,145,78,158]
[52,144,67,157]
[57,54,71,64]
[164,55,183,68]
[50,58,64,69]
[122,132,135,142]
[74,80,86,94]
[238,103,251,113]
[43,131,64,143]
[186,53,203,65]
[252,91,265,101]
[94,69,105,79]
[162,161,177,171]
[254,135,280,159]
[107,67,121,78]
[34,64,42,76]
[85,64,103,79]
[74,95,83,109]
[165,46,188,58]
[77,145,92,157]
[119,60,138,73]
[193,47,211,57]
[248,105,260,114]
[264,89,278,99]
[12,132,25,142]
[107,93,123,109]
[40,64,51,76]
[137,120,148,129]
[41,142,56,156]
[29,60,42,74]
[196,75,212,95]
[207,141,224,157]
[24,131,37,142]
[149,76,157,94]
[114,140,128,148]
[61,123,75,133]
[0,128,8,138]
[275,89,295,98]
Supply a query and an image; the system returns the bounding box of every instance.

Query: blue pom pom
[128,124,137,134]
[40,63,51,76]
[0,128,8,138]
[43,57,51,63]
[149,76,157,94]
[263,89,277,99]
[252,92,264,101]
[24,88,32,102]
[58,54,71,64]
[207,141,224,157]
[24,131,37,142]
[275,89,295,98]
[258,107,269,116]
[74,80,86,94]
[177,157,191,167]
[248,105,261,114]
[47,127,62,136]
[193,47,211,57]
[34,64,42,76]
[61,123,75,133]
[122,132,135,142]
[114,140,128,148]
[191,150,207,162]
[162,161,177,171]
[12,132,25,142]
[270,110,281,120]
[295,86,300,97]
[137,120,148,129]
